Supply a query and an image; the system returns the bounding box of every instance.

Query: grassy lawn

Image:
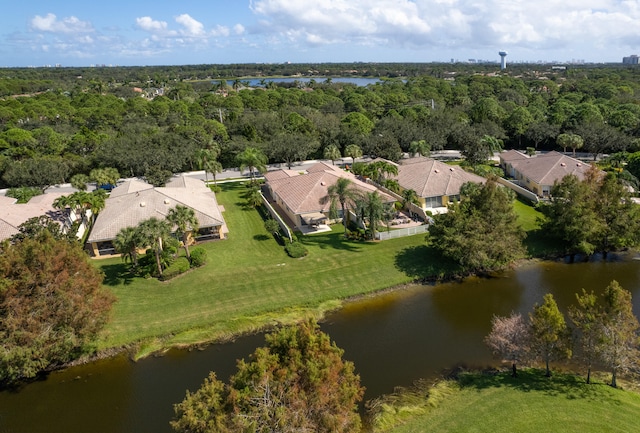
[97,182,447,355]
[513,198,563,258]
[375,370,640,433]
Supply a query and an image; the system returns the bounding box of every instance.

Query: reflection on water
[0,257,638,433]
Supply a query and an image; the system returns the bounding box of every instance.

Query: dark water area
[1,255,639,433]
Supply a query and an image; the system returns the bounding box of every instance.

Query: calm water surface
[1,256,639,433]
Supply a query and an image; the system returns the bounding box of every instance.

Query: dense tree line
[486,281,640,388]
[2,64,640,189]
[540,166,640,258]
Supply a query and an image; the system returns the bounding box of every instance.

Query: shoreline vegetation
[79,181,624,364]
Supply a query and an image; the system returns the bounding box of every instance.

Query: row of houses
[0,150,597,251]
[1,176,228,258]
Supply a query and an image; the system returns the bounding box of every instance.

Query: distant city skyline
[1,1,639,68]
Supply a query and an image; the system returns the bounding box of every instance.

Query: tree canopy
[171,320,364,433]
[427,177,526,274]
[0,231,114,384]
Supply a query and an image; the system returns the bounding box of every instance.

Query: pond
[1,255,639,433]
[217,77,383,88]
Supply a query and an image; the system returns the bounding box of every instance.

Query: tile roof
[507,151,594,185]
[0,193,67,241]
[499,149,529,163]
[394,157,486,198]
[87,176,226,243]
[266,162,395,214]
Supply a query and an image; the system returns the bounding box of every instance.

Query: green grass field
[96,182,451,355]
[373,370,640,433]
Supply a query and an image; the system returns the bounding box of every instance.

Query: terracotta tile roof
[87,176,226,243]
[499,149,528,163]
[0,193,67,241]
[266,162,395,214]
[508,151,594,185]
[394,157,486,198]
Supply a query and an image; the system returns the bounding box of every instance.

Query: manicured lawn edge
[368,368,640,433]
[92,182,556,361]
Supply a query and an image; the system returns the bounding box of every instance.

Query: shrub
[189,247,207,267]
[161,257,191,281]
[285,241,308,258]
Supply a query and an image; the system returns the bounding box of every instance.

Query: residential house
[499,150,596,198]
[87,176,227,257]
[0,193,70,241]
[393,157,486,212]
[263,161,395,231]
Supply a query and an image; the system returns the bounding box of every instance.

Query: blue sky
[1,0,639,67]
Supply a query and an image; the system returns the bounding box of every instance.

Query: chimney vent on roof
[320,181,326,186]
[576,163,581,167]
[450,167,454,171]
[140,202,146,207]
[164,199,170,204]
[434,169,439,173]
[560,163,566,167]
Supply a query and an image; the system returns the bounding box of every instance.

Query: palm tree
[204,159,223,187]
[114,226,142,268]
[245,184,263,208]
[137,217,171,277]
[167,205,199,260]
[325,177,359,233]
[195,148,220,185]
[70,173,90,191]
[402,188,420,208]
[345,144,363,166]
[360,192,385,240]
[368,160,398,184]
[480,135,504,158]
[409,140,430,158]
[323,144,342,165]
[237,147,268,181]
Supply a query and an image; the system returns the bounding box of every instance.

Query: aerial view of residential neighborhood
[3,2,640,432]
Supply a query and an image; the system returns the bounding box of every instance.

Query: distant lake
[216,77,383,87]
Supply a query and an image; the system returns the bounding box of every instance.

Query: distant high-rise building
[499,51,508,70]
[623,55,639,65]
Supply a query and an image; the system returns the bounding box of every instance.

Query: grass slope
[378,370,640,433]
[97,182,447,354]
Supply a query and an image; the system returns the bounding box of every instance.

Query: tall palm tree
[345,144,363,166]
[195,148,220,185]
[323,144,342,165]
[114,226,142,268]
[237,147,268,181]
[167,205,199,260]
[204,159,223,187]
[137,217,171,277]
[325,177,359,233]
[360,191,385,240]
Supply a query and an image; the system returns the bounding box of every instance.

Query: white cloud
[30,13,94,34]
[136,16,168,33]
[249,0,640,53]
[175,14,205,36]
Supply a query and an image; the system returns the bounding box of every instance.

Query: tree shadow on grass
[300,231,363,252]
[456,368,619,403]
[101,263,136,286]
[253,234,271,241]
[394,245,459,281]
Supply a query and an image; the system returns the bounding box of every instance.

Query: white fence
[260,192,293,243]
[376,224,430,240]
